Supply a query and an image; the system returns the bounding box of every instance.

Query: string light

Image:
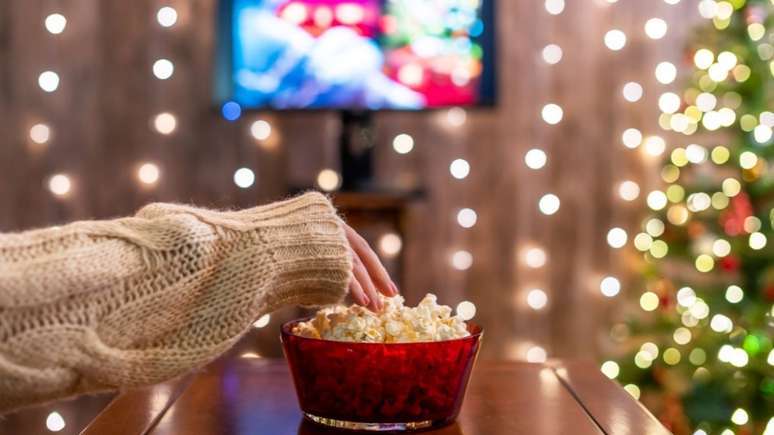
[316,168,340,192]
[152,59,174,80]
[604,30,627,51]
[153,112,177,135]
[731,409,749,426]
[542,44,563,64]
[233,167,255,189]
[618,180,640,201]
[137,163,160,185]
[446,107,467,127]
[541,103,563,124]
[640,292,660,311]
[524,148,547,169]
[250,120,271,140]
[694,49,714,69]
[29,123,51,144]
[643,135,666,156]
[600,276,621,297]
[378,233,402,258]
[622,128,643,149]
[451,250,473,270]
[523,247,547,268]
[644,18,668,40]
[710,314,733,333]
[48,174,71,197]
[457,208,478,228]
[526,289,548,310]
[658,92,681,113]
[606,227,628,248]
[221,101,241,121]
[392,133,414,154]
[655,62,677,84]
[253,314,271,328]
[623,384,641,400]
[456,301,477,320]
[449,158,470,179]
[725,285,744,303]
[46,411,65,432]
[622,82,643,102]
[44,14,67,34]
[156,6,178,27]
[538,194,560,215]
[38,71,60,92]
[544,0,564,15]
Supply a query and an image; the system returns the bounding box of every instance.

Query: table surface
[81,358,671,435]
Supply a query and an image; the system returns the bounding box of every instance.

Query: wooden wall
[0,0,702,361]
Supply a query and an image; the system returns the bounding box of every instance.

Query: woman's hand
[344,223,398,311]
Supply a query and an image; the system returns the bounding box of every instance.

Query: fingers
[345,224,398,297]
[352,254,383,311]
[348,277,369,307]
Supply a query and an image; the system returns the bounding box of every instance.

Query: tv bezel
[214,0,497,112]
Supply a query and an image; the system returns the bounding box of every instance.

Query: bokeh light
[451,250,473,270]
[526,289,548,310]
[137,162,160,185]
[604,30,627,51]
[541,104,563,125]
[538,194,560,215]
[157,6,178,27]
[378,233,402,258]
[316,168,340,192]
[600,276,621,297]
[525,148,547,169]
[152,59,174,80]
[30,123,51,144]
[48,174,71,197]
[449,158,470,179]
[38,71,60,92]
[457,208,478,228]
[233,167,255,188]
[393,133,414,154]
[45,14,67,34]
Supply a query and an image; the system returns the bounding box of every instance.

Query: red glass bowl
[281,320,482,432]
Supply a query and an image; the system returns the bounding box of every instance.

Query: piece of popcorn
[292,293,471,343]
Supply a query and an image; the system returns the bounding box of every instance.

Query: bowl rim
[280,317,483,345]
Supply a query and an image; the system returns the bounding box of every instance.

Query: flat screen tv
[216,0,496,110]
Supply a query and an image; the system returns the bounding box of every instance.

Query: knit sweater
[0,192,352,413]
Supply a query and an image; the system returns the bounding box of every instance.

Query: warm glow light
[392,133,414,154]
[749,232,767,250]
[156,6,178,27]
[542,44,563,64]
[710,314,733,333]
[456,301,477,320]
[622,128,642,149]
[526,345,547,363]
[622,82,643,102]
[640,292,659,311]
[45,14,67,34]
[451,250,473,270]
[600,361,620,379]
[606,227,628,248]
[544,0,564,15]
[643,135,666,156]
[30,123,51,144]
[446,107,467,127]
[153,112,177,135]
[541,104,563,125]
[233,167,256,189]
[526,289,548,310]
[250,120,272,140]
[731,408,749,426]
[600,276,621,297]
[46,411,66,432]
[538,194,560,215]
[137,163,160,185]
[316,168,340,192]
[457,208,478,228]
[644,18,668,39]
[449,159,470,179]
[38,71,60,92]
[677,287,696,307]
[618,180,640,201]
[378,233,402,258]
[524,148,547,169]
[524,247,547,268]
[604,29,627,51]
[152,59,174,80]
[725,285,744,303]
[739,151,758,169]
[694,49,714,70]
[647,191,668,211]
[48,174,71,197]
[658,92,681,113]
[655,62,677,84]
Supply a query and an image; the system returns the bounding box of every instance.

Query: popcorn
[292,293,471,343]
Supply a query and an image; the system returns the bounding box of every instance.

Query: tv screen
[216,0,496,110]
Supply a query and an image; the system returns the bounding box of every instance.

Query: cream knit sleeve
[0,192,352,413]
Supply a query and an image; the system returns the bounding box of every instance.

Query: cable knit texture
[0,192,352,413]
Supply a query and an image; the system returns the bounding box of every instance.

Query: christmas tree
[608,1,774,434]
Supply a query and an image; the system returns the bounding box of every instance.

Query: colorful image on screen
[227,0,493,110]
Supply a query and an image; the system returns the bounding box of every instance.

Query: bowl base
[304,413,440,431]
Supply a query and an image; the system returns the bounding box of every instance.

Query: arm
[0,192,352,413]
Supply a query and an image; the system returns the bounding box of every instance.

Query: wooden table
[80,359,670,435]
